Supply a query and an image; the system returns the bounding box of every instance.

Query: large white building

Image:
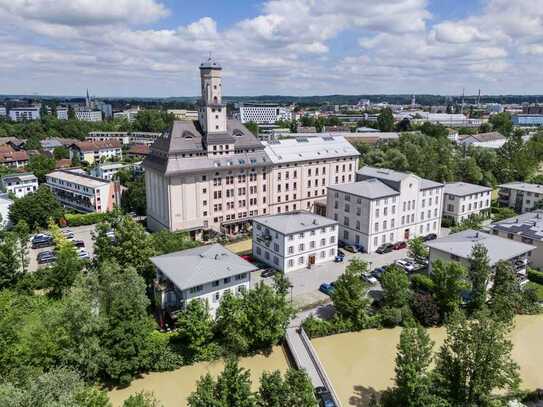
[75,110,102,122]
[498,182,543,213]
[443,182,492,224]
[252,212,338,272]
[114,108,140,122]
[143,60,359,237]
[239,105,292,124]
[326,166,443,253]
[151,244,255,320]
[8,107,40,121]
[1,173,38,198]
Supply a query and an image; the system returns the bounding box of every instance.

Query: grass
[526,281,543,302]
[224,238,253,255]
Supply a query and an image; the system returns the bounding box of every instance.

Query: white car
[78,249,90,259]
[395,259,417,273]
[362,272,378,285]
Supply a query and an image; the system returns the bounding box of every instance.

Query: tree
[430,260,468,319]
[411,292,440,327]
[13,220,30,274]
[258,370,286,407]
[53,146,70,160]
[121,176,147,215]
[8,186,63,230]
[489,112,513,136]
[245,121,259,136]
[330,258,371,328]
[377,108,394,132]
[122,391,161,407]
[381,264,411,308]
[258,368,316,407]
[0,231,22,289]
[187,374,221,407]
[150,230,199,255]
[132,110,174,133]
[467,243,491,313]
[175,299,215,362]
[27,154,56,183]
[488,261,522,321]
[67,105,76,120]
[393,325,441,407]
[408,237,428,263]
[492,207,517,222]
[434,310,520,405]
[99,261,155,385]
[214,292,249,354]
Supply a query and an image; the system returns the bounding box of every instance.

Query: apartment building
[46,169,121,213]
[69,140,122,164]
[0,146,29,168]
[87,131,161,145]
[8,107,40,121]
[1,173,38,198]
[239,105,292,124]
[75,110,102,122]
[443,182,492,223]
[90,163,130,180]
[498,182,543,213]
[327,166,443,253]
[489,210,543,270]
[114,108,140,122]
[143,59,359,236]
[252,212,338,272]
[427,229,534,275]
[152,244,255,320]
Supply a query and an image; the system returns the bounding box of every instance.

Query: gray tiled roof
[357,166,443,190]
[253,211,337,235]
[426,229,535,265]
[329,179,399,199]
[151,244,256,291]
[262,136,359,164]
[499,182,543,195]
[489,210,543,242]
[444,182,492,197]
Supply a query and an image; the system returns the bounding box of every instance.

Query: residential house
[498,182,543,213]
[443,182,492,224]
[1,173,38,198]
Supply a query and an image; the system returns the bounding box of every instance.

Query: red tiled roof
[128,144,150,156]
[72,140,122,151]
[0,150,28,164]
[55,158,73,168]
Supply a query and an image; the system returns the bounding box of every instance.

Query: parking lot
[28,224,97,272]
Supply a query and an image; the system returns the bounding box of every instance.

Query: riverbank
[312,314,543,406]
[108,346,289,406]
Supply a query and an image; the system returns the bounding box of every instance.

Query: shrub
[411,292,441,326]
[302,315,381,338]
[527,268,543,285]
[64,212,112,226]
[411,274,435,293]
[380,306,403,327]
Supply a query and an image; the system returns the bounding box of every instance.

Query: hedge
[64,212,112,226]
[527,268,543,285]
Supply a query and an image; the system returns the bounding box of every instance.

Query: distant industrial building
[239,105,292,124]
[513,114,543,127]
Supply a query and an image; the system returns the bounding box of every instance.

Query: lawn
[224,238,253,255]
[526,281,543,302]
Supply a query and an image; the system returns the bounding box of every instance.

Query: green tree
[489,112,512,136]
[27,154,56,183]
[434,310,520,406]
[215,292,249,354]
[330,258,371,328]
[408,237,428,263]
[67,105,76,120]
[377,108,394,132]
[53,146,70,160]
[175,299,215,362]
[187,374,221,407]
[381,265,411,308]
[122,391,161,407]
[245,121,259,136]
[132,110,174,133]
[121,177,147,215]
[467,243,491,313]
[0,231,22,289]
[282,368,316,406]
[488,261,522,321]
[258,370,286,407]
[492,207,517,222]
[150,230,199,255]
[8,186,63,230]
[13,220,30,274]
[430,260,468,319]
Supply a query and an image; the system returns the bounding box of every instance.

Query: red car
[393,241,407,250]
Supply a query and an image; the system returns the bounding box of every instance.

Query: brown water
[108,346,289,407]
[312,315,543,407]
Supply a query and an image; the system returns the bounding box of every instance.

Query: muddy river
[313,315,543,406]
[108,346,289,406]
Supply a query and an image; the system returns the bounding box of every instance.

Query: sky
[0,0,542,97]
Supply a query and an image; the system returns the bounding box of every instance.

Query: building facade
[498,182,543,213]
[239,105,292,124]
[8,107,40,121]
[90,163,130,180]
[46,169,121,213]
[152,244,255,321]
[143,60,359,236]
[513,114,543,127]
[252,212,338,272]
[443,182,492,223]
[69,140,123,164]
[1,173,38,198]
[75,110,102,122]
[327,166,443,253]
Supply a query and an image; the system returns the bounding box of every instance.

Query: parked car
[395,258,417,273]
[334,254,344,263]
[423,233,438,242]
[32,234,54,249]
[37,253,56,264]
[78,249,90,259]
[343,244,358,253]
[392,241,407,250]
[319,283,335,296]
[73,240,85,248]
[362,272,378,285]
[61,229,75,239]
[371,267,386,280]
[315,386,336,407]
[260,268,277,278]
[37,250,54,260]
[376,243,394,254]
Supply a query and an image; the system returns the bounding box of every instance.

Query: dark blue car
[319,283,335,296]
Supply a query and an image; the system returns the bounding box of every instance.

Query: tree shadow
[349,385,382,407]
[314,303,335,320]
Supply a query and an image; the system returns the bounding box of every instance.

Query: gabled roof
[499,181,543,195]
[151,244,256,291]
[444,182,492,197]
[426,229,535,265]
[469,132,505,142]
[329,179,399,200]
[490,210,543,242]
[254,211,338,235]
[357,166,443,190]
[71,140,122,151]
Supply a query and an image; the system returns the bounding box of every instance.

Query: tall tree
[430,260,468,319]
[175,299,215,362]
[467,243,491,313]
[380,265,411,308]
[122,391,161,407]
[434,310,520,406]
[27,154,56,183]
[377,108,394,132]
[214,292,249,354]
[408,237,429,263]
[8,186,63,230]
[0,231,22,289]
[488,261,522,322]
[187,374,221,407]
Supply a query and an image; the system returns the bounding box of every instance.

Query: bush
[146,331,184,371]
[527,268,543,285]
[64,212,112,226]
[302,315,381,338]
[380,306,403,327]
[411,292,441,326]
[411,274,435,293]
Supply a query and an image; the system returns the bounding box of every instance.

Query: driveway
[28,224,97,272]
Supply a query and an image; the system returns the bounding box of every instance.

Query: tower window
[216,125,219,129]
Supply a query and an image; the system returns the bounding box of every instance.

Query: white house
[443,182,492,224]
[326,166,443,253]
[151,244,255,321]
[1,173,38,198]
[498,182,543,213]
[90,163,129,181]
[252,212,338,272]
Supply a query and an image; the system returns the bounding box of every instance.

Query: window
[213,292,220,302]
[374,222,379,232]
[212,280,220,287]
[189,285,203,294]
[343,230,349,240]
[299,243,305,251]
[298,256,304,265]
[288,246,294,254]
[329,236,336,244]
[288,259,294,268]
[223,277,231,284]
[273,256,279,265]
[310,241,315,249]
[320,251,326,258]
[320,238,326,246]
[273,243,279,252]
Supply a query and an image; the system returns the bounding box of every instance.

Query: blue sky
[0,0,542,97]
